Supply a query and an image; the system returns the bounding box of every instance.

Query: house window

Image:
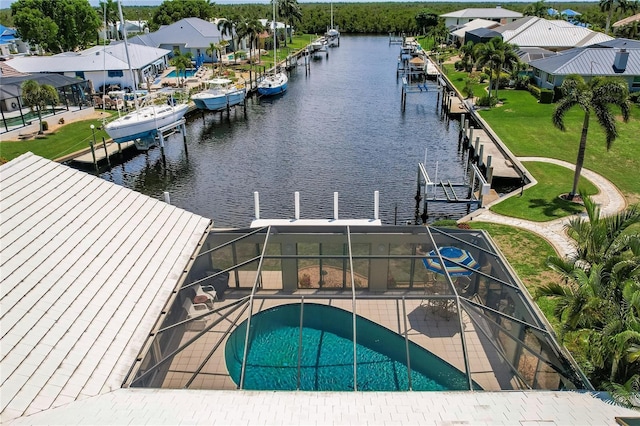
[108,70,124,78]
[632,77,640,89]
[534,69,541,77]
[75,71,85,79]
[546,73,554,84]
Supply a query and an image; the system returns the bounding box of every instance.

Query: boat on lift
[104,0,188,147]
[192,78,246,111]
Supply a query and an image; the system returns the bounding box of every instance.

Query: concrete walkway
[468,157,627,259]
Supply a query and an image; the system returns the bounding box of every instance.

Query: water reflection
[97,36,472,227]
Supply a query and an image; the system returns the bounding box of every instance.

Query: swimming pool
[166,69,196,78]
[225,303,479,391]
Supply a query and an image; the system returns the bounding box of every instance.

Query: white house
[449,18,501,45]
[129,17,229,64]
[7,42,170,93]
[440,7,522,28]
[496,17,613,51]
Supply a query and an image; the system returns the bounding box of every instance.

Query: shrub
[462,78,475,99]
[498,74,510,89]
[299,273,311,288]
[476,94,498,107]
[528,84,541,99]
[539,89,554,104]
[479,73,489,83]
[630,91,640,104]
[553,86,564,102]
[454,60,463,71]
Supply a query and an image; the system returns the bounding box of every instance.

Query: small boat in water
[192,78,246,111]
[104,103,189,143]
[258,1,288,97]
[257,73,288,96]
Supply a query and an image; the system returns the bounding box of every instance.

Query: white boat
[258,2,288,97]
[325,3,340,47]
[104,103,189,144]
[192,79,246,112]
[104,0,188,147]
[309,38,327,52]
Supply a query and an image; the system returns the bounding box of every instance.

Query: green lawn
[0,114,114,161]
[479,89,640,202]
[442,63,640,202]
[490,161,598,221]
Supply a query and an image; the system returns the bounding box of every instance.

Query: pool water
[225,303,478,391]
[166,69,196,78]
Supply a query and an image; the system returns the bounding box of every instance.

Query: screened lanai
[125,225,590,392]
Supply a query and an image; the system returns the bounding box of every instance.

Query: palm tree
[170,50,193,87]
[277,0,302,46]
[552,75,631,199]
[236,17,263,66]
[99,0,120,40]
[563,190,640,266]
[524,0,549,17]
[459,41,476,74]
[21,80,59,134]
[600,0,620,34]
[475,37,519,103]
[217,17,235,62]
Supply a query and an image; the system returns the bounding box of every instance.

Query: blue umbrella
[423,246,478,277]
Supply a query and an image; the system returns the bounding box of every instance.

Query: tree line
[3,0,638,54]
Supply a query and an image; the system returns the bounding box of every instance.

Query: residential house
[7,42,170,94]
[129,17,229,64]
[440,7,522,28]
[529,41,640,92]
[495,17,613,52]
[449,19,501,46]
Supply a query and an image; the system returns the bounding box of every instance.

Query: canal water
[100,35,469,227]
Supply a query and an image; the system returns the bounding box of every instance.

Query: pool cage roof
[125,225,591,392]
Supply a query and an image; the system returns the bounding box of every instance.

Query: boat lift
[415,161,490,224]
[148,118,188,164]
[400,77,439,112]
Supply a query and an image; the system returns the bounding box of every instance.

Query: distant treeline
[0,2,618,36]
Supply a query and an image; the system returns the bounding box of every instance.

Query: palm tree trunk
[571,110,590,197]
[605,8,613,35]
[37,107,43,134]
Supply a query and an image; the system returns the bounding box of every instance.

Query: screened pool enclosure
[125,225,590,392]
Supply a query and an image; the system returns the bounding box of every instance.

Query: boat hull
[257,74,288,96]
[105,103,189,144]
[192,89,245,112]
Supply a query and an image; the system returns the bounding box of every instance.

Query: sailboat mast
[117,0,139,111]
[331,3,334,29]
[272,0,277,75]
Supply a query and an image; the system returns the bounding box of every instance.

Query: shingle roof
[529,47,640,75]
[6,43,170,73]
[441,8,523,19]
[0,153,210,423]
[129,17,226,49]
[496,16,613,49]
